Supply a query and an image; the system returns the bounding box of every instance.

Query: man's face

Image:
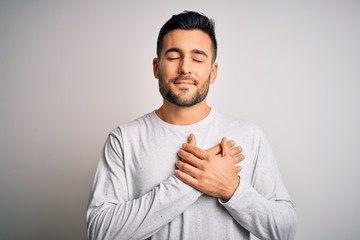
[153,29,218,107]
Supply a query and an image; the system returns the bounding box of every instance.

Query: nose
[179,57,191,75]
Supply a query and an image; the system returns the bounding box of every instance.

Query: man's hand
[175,135,244,200]
[187,134,242,173]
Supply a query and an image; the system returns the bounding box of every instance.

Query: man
[87,11,296,240]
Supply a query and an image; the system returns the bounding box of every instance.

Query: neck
[155,100,211,125]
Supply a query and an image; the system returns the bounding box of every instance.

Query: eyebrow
[192,49,208,58]
[164,48,208,58]
[165,48,181,55]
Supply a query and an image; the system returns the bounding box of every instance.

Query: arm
[176,133,296,240]
[86,130,240,240]
[221,129,296,240]
[86,130,200,240]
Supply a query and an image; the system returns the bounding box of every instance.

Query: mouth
[174,80,196,86]
[173,76,197,87]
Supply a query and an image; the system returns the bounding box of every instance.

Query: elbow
[285,208,297,240]
[87,208,135,240]
[87,208,117,240]
[87,213,108,240]
[273,204,297,240]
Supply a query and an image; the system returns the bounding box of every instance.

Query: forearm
[221,180,296,240]
[87,175,201,240]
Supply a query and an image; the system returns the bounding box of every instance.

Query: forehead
[162,29,213,55]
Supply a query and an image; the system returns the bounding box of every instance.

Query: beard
[158,72,210,107]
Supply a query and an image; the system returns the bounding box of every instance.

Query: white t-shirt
[87,109,296,240]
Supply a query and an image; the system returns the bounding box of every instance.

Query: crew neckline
[151,108,216,131]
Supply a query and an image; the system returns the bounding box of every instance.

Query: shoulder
[107,111,157,142]
[213,110,262,134]
[111,112,155,132]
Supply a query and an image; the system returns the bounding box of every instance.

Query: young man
[87,11,296,240]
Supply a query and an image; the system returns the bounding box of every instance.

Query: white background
[1,1,359,239]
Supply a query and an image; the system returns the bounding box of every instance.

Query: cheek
[198,66,213,79]
[160,63,179,77]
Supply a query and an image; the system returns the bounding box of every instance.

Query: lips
[174,80,195,85]
[173,76,197,85]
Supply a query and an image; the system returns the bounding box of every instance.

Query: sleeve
[220,127,297,240]
[86,129,202,240]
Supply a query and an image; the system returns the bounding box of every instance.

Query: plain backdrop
[1,1,359,239]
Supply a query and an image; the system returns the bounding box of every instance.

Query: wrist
[222,176,240,201]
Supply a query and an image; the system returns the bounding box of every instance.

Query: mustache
[172,75,197,84]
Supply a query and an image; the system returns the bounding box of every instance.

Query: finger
[229,146,243,158]
[233,154,245,164]
[235,166,242,173]
[188,133,196,146]
[175,169,199,188]
[182,143,209,160]
[221,137,230,157]
[206,140,235,156]
[206,144,221,156]
[178,149,203,168]
[175,160,201,178]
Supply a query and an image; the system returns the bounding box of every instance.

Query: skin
[153,29,217,125]
[177,135,243,200]
[153,29,244,201]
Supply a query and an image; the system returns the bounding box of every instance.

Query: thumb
[188,133,196,146]
[221,137,230,157]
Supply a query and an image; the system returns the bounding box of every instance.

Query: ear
[209,62,218,84]
[153,57,159,79]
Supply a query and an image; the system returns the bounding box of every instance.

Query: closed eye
[193,59,204,63]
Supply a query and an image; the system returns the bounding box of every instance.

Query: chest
[122,127,256,199]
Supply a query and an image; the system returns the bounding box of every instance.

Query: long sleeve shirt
[86,109,296,240]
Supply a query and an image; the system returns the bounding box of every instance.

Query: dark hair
[156,11,217,61]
